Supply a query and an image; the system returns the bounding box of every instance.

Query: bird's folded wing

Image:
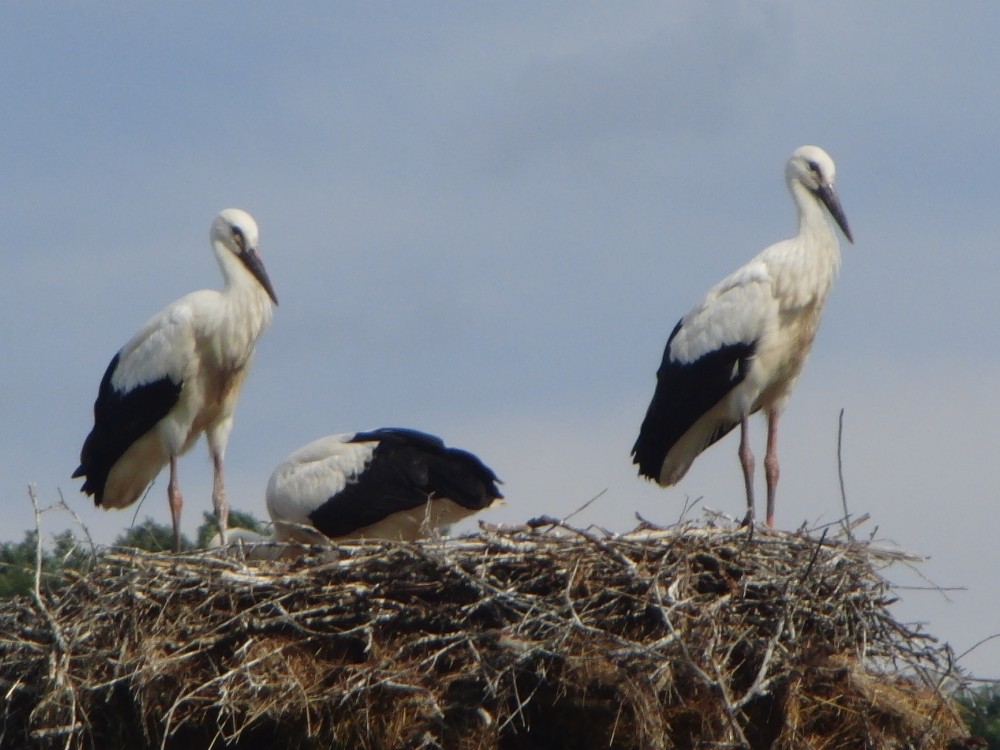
[668,263,773,365]
[110,302,199,393]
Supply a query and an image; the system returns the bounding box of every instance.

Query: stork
[263,428,503,543]
[631,145,853,528]
[213,428,502,553]
[73,208,278,551]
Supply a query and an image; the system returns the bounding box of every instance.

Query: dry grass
[0,516,971,749]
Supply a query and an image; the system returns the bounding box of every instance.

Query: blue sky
[3,3,999,677]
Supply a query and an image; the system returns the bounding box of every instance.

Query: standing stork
[261,428,503,544]
[631,145,853,528]
[73,208,278,551]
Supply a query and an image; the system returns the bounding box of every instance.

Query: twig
[0,514,964,748]
[799,528,829,585]
[54,490,97,559]
[28,485,79,750]
[953,632,1000,668]
[837,408,854,542]
[28,486,69,655]
[560,488,607,525]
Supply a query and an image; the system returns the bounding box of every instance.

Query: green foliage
[50,529,92,571]
[112,517,188,552]
[958,684,1000,748]
[110,511,268,552]
[0,529,93,599]
[195,509,266,549]
[0,531,38,599]
[0,510,267,599]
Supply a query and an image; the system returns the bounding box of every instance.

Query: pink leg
[738,417,756,526]
[764,410,780,529]
[167,456,183,552]
[211,450,228,546]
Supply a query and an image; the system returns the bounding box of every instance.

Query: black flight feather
[73,352,182,505]
[632,320,757,480]
[307,428,502,538]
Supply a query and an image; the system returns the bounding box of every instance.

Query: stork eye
[807,160,821,175]
[231,226,246,251]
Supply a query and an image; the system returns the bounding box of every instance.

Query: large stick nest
[0,518,969,749]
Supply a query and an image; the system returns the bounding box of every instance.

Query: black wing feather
[632,320,756,480]
[73,352,182,505]
[307,428,502,538]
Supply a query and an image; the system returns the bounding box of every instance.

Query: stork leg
[738,417,756,527]
[211,450,229,547]
[167,456,183,553]
[764,409,780,529]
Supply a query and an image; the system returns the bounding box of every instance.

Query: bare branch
[0,511,967,748]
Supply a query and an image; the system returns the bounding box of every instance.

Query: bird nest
[0,517,970,749]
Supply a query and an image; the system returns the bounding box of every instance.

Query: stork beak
[815,183,854,244]
[242,248,279,305]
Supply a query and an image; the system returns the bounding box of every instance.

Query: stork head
[211,208,279,304]
[787,145,853,244]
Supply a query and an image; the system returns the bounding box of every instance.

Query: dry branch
[0,519,971,749]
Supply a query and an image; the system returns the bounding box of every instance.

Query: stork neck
[767,178,842,309]
[199,249,272,372]
[213,242,262,300]
[212,241,274,332]
[792,181,838,252]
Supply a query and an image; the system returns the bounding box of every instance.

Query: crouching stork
[263,428,503,543]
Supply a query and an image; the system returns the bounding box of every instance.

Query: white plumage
[74,208,278,551]
[206,526,285,561]
[212,428,503,554]
[264,434,381,543]
[632,145,853,528]
[266,428,503,543]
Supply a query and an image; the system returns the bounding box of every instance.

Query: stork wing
[632,264,774,479]
[306,429,500,538]
[73,303,196,500]
[353,428,502,507]
[667,262,773,364]
[266,432,370,510]
[111,302,200,392]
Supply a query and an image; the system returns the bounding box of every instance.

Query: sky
[3,2,999,678]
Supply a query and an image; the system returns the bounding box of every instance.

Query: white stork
[631,145,853,528]
[73,208,278,551]
[267,428,503,543]
[214,428,502,551]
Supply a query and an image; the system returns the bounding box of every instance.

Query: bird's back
[268,429,502,541]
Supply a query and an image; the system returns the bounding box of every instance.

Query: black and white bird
[73,208,278,551]
[262,428,503,543]
[631,145,853,528]
[212,429,502,551]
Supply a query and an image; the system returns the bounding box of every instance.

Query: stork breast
[187,364,249,439]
